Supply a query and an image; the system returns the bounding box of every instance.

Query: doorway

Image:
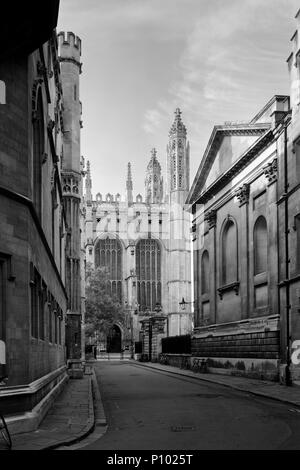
[107,324,122,353]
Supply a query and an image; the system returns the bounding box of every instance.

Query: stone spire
[145,148,164,204]
[169,108,187,138]
[166,108,189,201]
[85,160,92,202]
[126,162,133,203]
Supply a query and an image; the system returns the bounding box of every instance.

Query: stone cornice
[192,129,274,206]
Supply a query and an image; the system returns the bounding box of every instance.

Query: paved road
[83,361,300,450]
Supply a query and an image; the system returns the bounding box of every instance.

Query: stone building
[278,9,300,384]
[84,109,192,360]
[187,10,300,384]
[0,3,84,431]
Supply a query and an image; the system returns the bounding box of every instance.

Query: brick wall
[192,331,280,359]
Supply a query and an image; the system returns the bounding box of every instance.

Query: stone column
[204,209,217,324]
[150,315,167,361]
[235,184,250,320]
[263,158,278,316]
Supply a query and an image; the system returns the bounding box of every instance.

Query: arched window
[0,80,6,104]
[33,89,44,218]
[222,219,238,285]
[95,237,122,301]
[254,216,267,275]
[201,250,210,294]
[136,239,161,311]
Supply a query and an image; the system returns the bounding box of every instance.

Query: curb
[132,361,300,409]
[42,374,96,450]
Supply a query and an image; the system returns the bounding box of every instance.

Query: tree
[85,263,123,343]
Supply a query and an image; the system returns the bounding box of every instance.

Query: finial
[175,108,182,120]
[127,162,132,180]
[126,162,133,195]
[169,107,186,137]
[151,148,157,159]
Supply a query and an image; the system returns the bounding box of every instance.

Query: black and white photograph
[1,0,300,459]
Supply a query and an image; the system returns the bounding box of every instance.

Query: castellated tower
[58,31,83,365]
[145,148,164,203]
[166,108,191,336]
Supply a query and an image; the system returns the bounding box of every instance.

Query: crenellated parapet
[58,31,82,73]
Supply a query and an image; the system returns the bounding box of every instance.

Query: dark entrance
[107,325,122,353]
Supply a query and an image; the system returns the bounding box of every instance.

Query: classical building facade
[84,109,192,360]
[187,10,300,384]
[0,3,84,431]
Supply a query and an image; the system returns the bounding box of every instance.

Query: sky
[58,0,299,200]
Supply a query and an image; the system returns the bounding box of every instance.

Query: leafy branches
[85,263,123,340]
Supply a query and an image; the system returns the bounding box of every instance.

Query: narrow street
[82,361,300,450]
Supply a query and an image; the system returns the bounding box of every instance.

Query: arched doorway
[107,325,122,353]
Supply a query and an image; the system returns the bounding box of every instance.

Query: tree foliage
[85,263,123,340]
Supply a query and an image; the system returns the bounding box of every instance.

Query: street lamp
[179,297,194,311]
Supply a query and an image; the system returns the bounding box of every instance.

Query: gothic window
[201,250,210,294]
[172,140,176,150]
[136,239,161,311]
[95,237,122,301]
[178,139,182,149]
[178,174,183,187]
[0,80,6,104]
[222,219,238,285]
[33,89,44,219]
[178,158,182,170]
[253,216,268,275]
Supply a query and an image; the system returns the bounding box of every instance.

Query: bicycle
[0,376,12,450]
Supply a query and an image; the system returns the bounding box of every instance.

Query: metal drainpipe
[283,123,292,386]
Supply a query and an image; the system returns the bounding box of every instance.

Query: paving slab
[11,370,96,451]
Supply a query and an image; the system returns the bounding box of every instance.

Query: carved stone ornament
[204,209,217,229]
[235,183,250,207]
[263,158,277,185]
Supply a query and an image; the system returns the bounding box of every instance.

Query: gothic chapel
[83,109,192,359]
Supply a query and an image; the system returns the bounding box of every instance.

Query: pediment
[187,123,271,206]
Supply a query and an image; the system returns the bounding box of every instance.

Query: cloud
[143,0,298,156]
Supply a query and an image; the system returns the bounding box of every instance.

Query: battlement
[58,31,82,58]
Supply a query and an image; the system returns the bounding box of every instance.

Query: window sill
[254,272,267,286]
[217,281,240,300]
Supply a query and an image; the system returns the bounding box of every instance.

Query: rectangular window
[38,282,45,340]
[30,267,39,338]
[49,293,53,343]
[0,80,6,104]
[54,304,58,344]
[58,309,62,345]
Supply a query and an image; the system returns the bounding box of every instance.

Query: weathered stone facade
[83,109,192,361]
[0,11,84,428]
[187,11,300,383]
